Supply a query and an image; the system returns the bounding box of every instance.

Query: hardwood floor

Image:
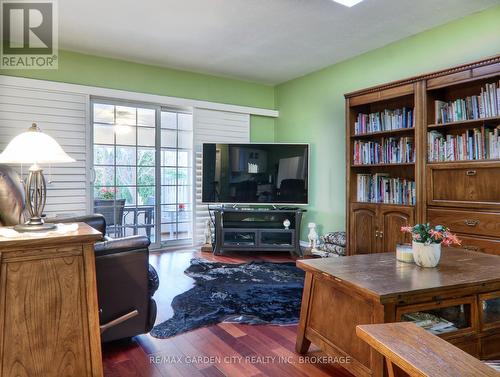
[102,249,353,377]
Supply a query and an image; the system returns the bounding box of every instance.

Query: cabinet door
[379,207,414,253]
[349,204,377,255]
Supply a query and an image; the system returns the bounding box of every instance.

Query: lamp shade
[0,123,75,164]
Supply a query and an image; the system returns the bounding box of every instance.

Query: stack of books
[357,173,416,205]
[353,137,415,165]
[354,107,413,134]
[434,81,500,124]
[428,126,500,162]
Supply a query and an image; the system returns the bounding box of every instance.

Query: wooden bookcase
[345,55,500,256]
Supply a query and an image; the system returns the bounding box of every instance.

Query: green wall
[0,50,276,139]
[275,6,500,239]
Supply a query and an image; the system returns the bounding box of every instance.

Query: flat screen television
[202,143,309,204]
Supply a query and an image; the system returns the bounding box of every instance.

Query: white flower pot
[412,241,441,268]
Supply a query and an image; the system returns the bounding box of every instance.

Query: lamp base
[14,223,57,232]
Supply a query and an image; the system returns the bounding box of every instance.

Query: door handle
[464,219,479,227]
[89,168,96,183]
[465,170,477,176]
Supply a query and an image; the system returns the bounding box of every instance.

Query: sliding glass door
[91,100,193,248]
[160,110,193,244]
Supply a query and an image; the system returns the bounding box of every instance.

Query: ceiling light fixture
[332,0,364,7]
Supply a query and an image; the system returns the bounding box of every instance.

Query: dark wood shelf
[351,127,415,139]
[427,116,500,130]
[351,162,415,168]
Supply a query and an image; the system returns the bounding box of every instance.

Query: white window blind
[193,108,250,245]
[0,84,89,218]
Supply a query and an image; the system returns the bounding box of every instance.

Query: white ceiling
[59,0,500,84]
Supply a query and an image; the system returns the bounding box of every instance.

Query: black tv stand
[213,207,304,256]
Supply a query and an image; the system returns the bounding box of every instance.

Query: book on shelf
[428,125,500,162]
[356,173,416,205]
[353,137,415,165]
[354,107,413,135]
[434,80,500,124]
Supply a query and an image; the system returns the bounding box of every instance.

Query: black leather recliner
[0,164,159,342]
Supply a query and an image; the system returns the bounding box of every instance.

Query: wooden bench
[356,322,499,377]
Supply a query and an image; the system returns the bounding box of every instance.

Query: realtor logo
[1,0,58,69]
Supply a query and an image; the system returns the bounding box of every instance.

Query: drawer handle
[463,245,479,252]
[464,219,479,227]
[465,170,477,176]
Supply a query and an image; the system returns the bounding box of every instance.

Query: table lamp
[0,123,75,231]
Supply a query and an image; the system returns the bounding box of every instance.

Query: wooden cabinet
[349,203,413,255]
[0,224,103,377]
[457,234,500,256]
[427,163,500,209]
[346,55,500,256]
[428,208,500,238]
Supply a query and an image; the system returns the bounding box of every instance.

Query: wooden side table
[0,223,103,377]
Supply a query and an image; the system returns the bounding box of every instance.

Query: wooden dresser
[0,223,103,377]
[345,55,500,256]
[296,249,500,377]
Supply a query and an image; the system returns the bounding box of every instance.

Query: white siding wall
[0,84,90,218]
[193,108,250,244]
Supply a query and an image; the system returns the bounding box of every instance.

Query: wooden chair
[356,322,499,377]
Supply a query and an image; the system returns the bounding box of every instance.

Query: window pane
[94,166,114,186]
[138,127,155,147]
[177,168,192,185]
[137,186,155,205]
[161,223,176,241]
[161,204,177,218]
[177,150,191,167]
[116,166,136,186]
[178,203,192,222]
[94,104,114,124]
[138,108,155,127]
[161,185,176,204]
[161,168,177,185]
[94,145,114,165]
[138,148,155,166]
[138,166,155,186]
[94,186,116,200]
[178,185,192,204]
[117,186,136,205]
[178,113,192,130]
[94,124,114,144]
[161,112,177,129]
[178,131,192,149]
[116,106,136,125]
[161,149,176,166]
[115,126,136,145]
[161,129,176,148]
[116,146,136,166]
[177,222,192,239]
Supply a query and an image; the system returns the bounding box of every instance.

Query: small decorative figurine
[283,219,291,230]
[308,222,318,251]
[204,219,212,245]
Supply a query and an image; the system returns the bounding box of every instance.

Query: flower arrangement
[98,187,116,200]
[401,223,461,246]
